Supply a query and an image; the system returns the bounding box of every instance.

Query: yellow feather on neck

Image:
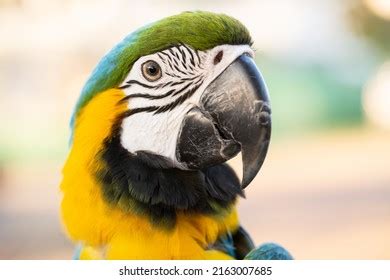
[60,88,239,259]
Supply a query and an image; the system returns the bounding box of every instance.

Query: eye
[141,60,162,82]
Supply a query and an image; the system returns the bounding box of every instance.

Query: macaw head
[68,11,271,223]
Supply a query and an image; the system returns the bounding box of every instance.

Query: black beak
[176,54,271,189]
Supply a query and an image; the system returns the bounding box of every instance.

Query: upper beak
[176,54,271,188]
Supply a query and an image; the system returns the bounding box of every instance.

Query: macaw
[60,11,291,260]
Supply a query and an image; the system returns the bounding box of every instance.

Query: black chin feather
[95,129,242,229]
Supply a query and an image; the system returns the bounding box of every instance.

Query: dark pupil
[147,64,158,75]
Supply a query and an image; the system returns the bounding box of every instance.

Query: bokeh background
[0,0,389,259]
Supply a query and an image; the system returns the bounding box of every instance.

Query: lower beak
[176,54,271,189]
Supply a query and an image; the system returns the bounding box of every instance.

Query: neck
[96,124,243,229]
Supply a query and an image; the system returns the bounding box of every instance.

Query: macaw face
[118,43,271,188]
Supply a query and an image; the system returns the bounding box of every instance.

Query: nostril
[213,51,223,65]
[258,112,271,125]
[253,101,271,125]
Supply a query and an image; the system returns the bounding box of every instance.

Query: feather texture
[61,88,241,259]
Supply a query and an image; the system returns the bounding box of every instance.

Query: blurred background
[0,0,389,259]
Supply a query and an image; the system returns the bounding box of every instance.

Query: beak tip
[240,138,271,189]
[241,175,254,189]
[241,167,256,189]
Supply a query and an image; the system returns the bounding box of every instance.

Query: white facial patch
[118,44,254,169]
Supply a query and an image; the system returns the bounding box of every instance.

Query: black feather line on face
[176,47,189,71]
[157,53,166,63]
[154,85,198,114]
[120,80,202,117]
[119,89,176,103]
[121,106,159,117]
[181,44,196,67]
[164,71,181,78]
[179,46,187,62]
[95,119,243,230]
[172,63,187,76]
[118,80,159,90]
[195,50,202,66]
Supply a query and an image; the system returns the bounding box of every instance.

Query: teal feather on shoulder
[245,243,294,260]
